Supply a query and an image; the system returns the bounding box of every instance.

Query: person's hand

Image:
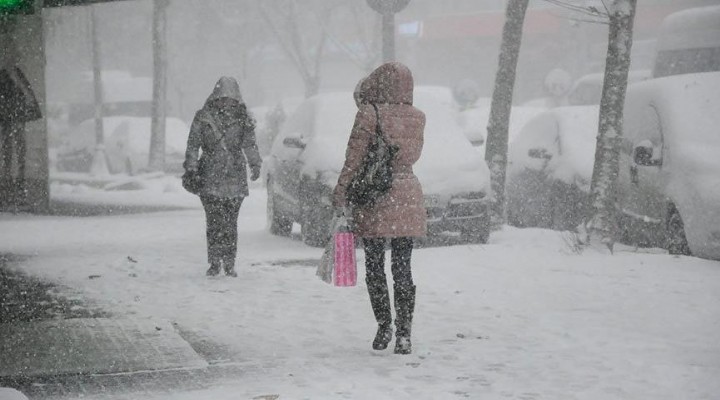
[336,207,354,231]
[334,206,347,218]
[250,165,261,181]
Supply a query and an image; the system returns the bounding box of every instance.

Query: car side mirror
[471,138,485,147]
[633,145,662,167]
[283,137,306,150]
[528,148,552,160]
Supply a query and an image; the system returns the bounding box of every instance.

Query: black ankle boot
[224,260,237,277]
[367,276,392,350]
[373,323,393,350]
[206,261,221,276]
[394,284,416,355]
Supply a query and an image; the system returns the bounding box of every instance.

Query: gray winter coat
[184,77,262,198]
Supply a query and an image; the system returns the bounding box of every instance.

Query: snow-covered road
[2,189,719,400]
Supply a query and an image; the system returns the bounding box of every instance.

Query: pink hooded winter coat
[333,62,427,238]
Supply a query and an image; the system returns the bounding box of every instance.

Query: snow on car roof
[294,91,490,196]
[657,5,720,51]
[626,72,720,148]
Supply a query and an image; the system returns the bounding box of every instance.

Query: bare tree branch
[257,0,334,97]
[320,4,381,73]
[542,0,610,20]
[600,0,611,16]
[256,0,310,81]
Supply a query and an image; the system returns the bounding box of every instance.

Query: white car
[566,70,651,106]
[506,106,599,230]
[459,104,545,147]
[616,5,720,260]
[505,71,650,230]
[56,117,190,175]
[266,89,491,246]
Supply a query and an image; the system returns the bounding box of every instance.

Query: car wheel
[666,205,691,256]
[267,179,292,237]
[461,217,490,244]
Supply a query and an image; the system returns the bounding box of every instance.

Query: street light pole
[89,5,109,176]
[366,0,410,62]
[381,13,395,62]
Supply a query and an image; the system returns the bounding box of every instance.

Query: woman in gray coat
[184,77,262,277]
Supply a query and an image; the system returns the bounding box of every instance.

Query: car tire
[666,205,691,256]
[267,179,292,237]
[461,217,490,244]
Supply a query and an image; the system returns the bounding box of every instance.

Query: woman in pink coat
[333,62,426,354]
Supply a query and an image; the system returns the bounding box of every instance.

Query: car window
[654,47,720,78]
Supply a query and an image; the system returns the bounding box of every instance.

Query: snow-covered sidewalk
[1,190,719,400]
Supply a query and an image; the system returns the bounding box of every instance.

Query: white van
[617,6,720,260]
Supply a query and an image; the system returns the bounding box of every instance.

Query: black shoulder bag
[346,103,399,208]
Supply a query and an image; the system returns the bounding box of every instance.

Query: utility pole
[366,0,410,62]
[149,0,169,172]
[89,5,108,176]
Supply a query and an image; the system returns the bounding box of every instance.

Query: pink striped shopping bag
[333,231,357,287]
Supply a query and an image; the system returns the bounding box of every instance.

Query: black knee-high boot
[394,283,416,354]
[367,276,393,350]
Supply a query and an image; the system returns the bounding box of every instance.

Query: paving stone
[0,254,107,323]
[0,318,208,378]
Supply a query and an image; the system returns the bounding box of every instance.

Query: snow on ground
[1,185,720,400]
[0,388,29,400]
[49,173,200,209]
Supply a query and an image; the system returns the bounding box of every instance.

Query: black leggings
[363,237,414,288]
[200,195,243,265]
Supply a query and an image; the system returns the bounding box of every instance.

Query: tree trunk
[484,0,529,227]
[89,5,109,176]
[585,0,638,250]
[149,0,169,172]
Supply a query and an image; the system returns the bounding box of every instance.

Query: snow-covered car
[266,90,491,247]
[566,70,651,106]
[505,71,651,230]
[56,117,190,175]
[459,104,545,147]
[616,5,720,260]
[505,106,599,230]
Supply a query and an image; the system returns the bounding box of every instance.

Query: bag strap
[370,103,384,140]
[201,112,250,169]
[200,113,231,152]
